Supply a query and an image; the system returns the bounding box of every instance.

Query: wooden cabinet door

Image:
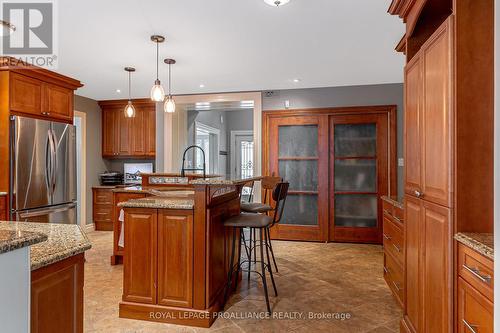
[102,110,116,157]
[10,72,42,115]
[422,200,451,333]
[123,208,157,304]
[43,83,73,121]
[117,109,132,156]
[421,19,453,207]
[404,196,422,333]
[145,109,156,157]
[457,277,493,333]
[404,54,423,197]
[157,210,193,308]
[131,108,145,156]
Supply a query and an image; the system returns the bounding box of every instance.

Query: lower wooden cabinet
[457,278,493,333]
[0,195,7,220]
[31,254,84,333]
[92,187,114,231]
[403,196,452,333]
[122,208,194,308]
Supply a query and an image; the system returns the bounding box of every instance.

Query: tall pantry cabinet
[388,0,494,332]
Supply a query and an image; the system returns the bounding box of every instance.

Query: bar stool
[241,176,282,273]
[223,182,289,314]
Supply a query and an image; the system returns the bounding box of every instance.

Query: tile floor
[84,231,402,333]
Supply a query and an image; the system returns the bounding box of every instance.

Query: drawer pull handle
[393,216,402,223]
[392,244,401,252]
[383,209,392,216]
[462,264,492,284]
[462,319,478,333]
[383,233,391,240]
[96,212,108,215]
[383,267,389,274]
[392,281,402,292]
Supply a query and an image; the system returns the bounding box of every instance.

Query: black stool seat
[241,202,272,213]
[223,213,272,228]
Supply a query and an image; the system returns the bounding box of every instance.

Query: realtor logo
[1,0,58,68]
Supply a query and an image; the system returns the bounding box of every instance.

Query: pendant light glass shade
[150,79,165,102]
[164,95,176,113]
[124,101,136,118]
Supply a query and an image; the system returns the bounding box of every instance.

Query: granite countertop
[118,197,194,210]
[455,232,493,260]
[112,186,146,194]
[0,228,47,255]
[0,222,92,270]
[189,175,263,186]
[381,195,404,209]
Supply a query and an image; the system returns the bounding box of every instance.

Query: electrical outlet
[285,100,290,109]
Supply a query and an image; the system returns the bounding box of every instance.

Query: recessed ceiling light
[199,84,205,88]
[116,89,121,93]
[264,0,290,7]
[293,78,300,83]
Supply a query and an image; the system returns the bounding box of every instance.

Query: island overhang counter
[118,176,262,328]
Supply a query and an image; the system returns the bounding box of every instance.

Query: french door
[268,115,329,241]
[329,114,389,243]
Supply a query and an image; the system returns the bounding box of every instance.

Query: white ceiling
[56,0,405,100]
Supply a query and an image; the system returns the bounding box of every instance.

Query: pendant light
[264,0,290,6]
[163,58,176,113]
[150,35,166,102]
[124,67,136,118]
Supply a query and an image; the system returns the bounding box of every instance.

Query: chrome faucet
[180,145,206,178]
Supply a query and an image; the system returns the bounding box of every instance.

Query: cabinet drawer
[93,205,112,221]
[383,200,395,217]
[93,189,113,204]
[458,277,493,333]
[458,243,493,301]
[383,217,404,265]
[384,252,404,306]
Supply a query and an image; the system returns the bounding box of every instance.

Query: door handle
[18,202,77,218]
[50,129,58,195]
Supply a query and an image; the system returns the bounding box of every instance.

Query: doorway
[194,122,220,174]
[231,130,254,179]
[74,111,86,227]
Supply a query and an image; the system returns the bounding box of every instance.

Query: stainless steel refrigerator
[10,115,77,224]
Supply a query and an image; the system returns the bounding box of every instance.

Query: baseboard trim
[83,223,95,233]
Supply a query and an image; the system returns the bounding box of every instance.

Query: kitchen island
[118,175,261,328]
[0,222,92,333]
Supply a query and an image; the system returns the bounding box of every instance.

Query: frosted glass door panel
[279,125,318,157]
[281,195,318,226]
[279,160,318,191]
[334,159,376,192]
[334,194,377,228]
[334,124,377,157]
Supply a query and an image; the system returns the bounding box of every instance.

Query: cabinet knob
[414,190,423,198]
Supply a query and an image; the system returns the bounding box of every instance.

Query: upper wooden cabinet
[2,57,82,123]
[404,20,452,207]
[99,99,156,159]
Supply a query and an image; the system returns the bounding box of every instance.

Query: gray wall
[74,95,108,225]
[262,83,404,199]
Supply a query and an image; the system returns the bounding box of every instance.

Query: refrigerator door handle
[17,202,77,219]
[50,129,58,195]
[45,131,52,193]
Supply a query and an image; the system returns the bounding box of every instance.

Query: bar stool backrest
[270,182,289,227]
[262,176,282,204]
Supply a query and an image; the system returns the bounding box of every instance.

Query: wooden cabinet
[8,71,80,123]
[10,72,42,115]
[31,254,84,333]
[92,187,114,231]
[122,208,193,308]
[123,208,158,305]
[99,99,156,159]
[456,243,493,333]
[0,195,7,220]
[382,197,404,308]
[157,210,193,308]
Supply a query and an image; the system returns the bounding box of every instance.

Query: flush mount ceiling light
[264,0,290,7]
[124,67,136,118]
[163,58,176,113]
[150,35,166,102]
